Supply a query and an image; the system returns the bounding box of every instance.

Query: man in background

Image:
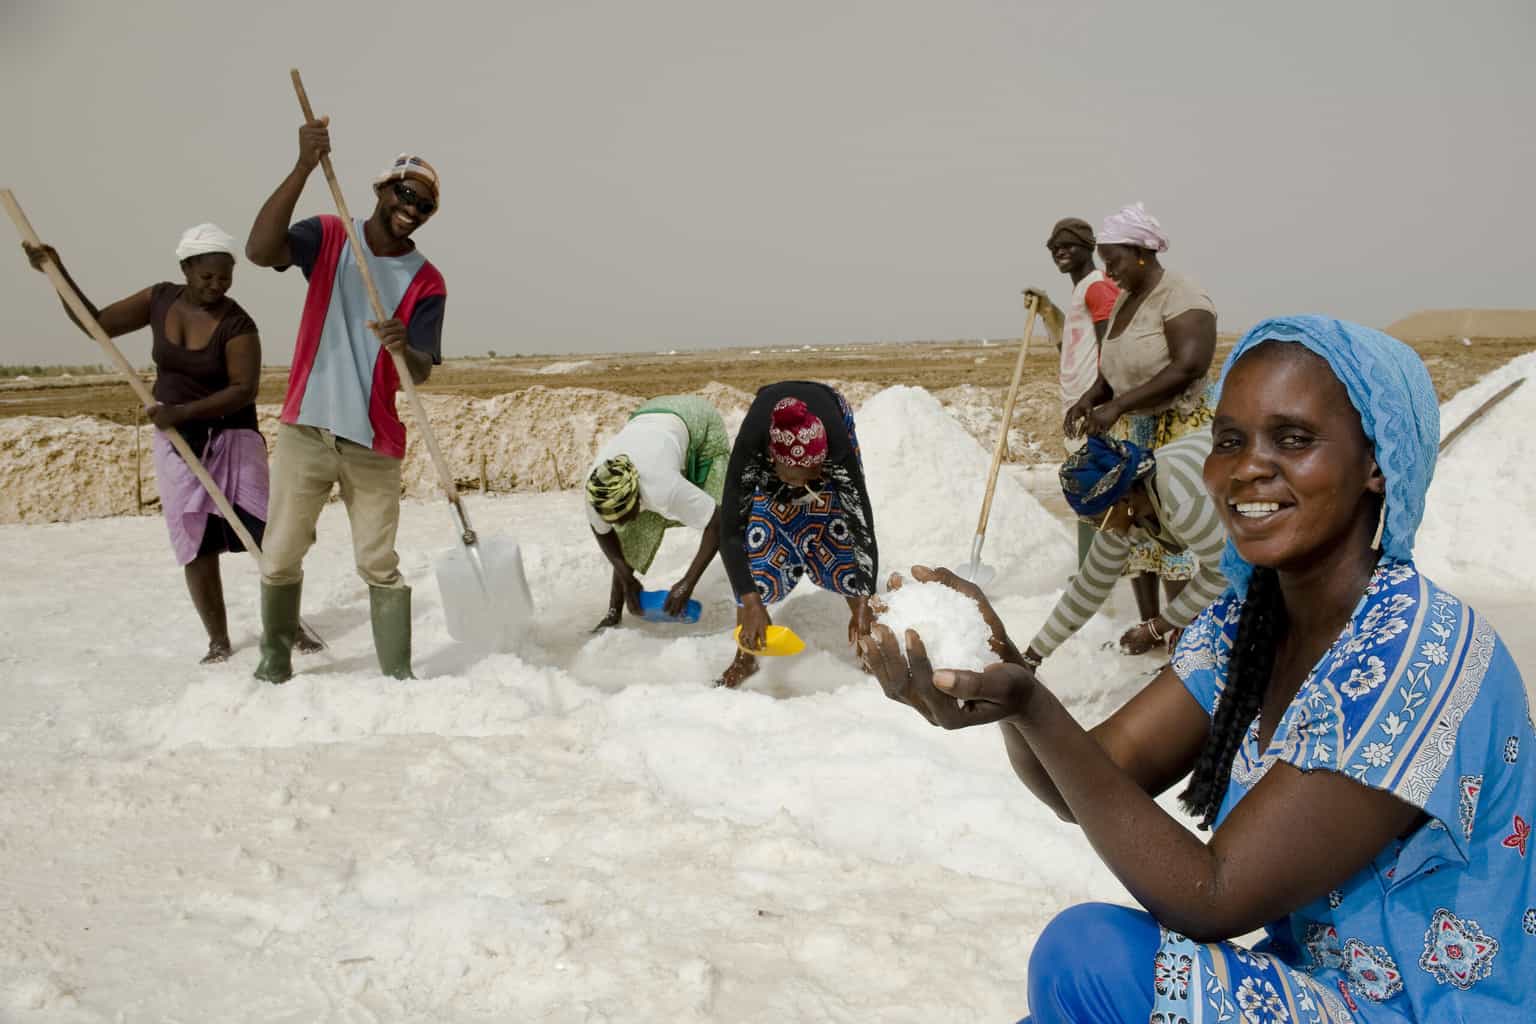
[1025,216,1118,564]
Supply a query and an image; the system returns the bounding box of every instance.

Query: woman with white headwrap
[20,224,314,664]
[1064,202,1219,625]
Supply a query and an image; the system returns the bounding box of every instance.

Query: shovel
[1,188,327,651]
[290,70,533,652]
[959,293,1040,588]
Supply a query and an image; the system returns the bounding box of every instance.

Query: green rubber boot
[254,581,302,684]
[369,584,415,680]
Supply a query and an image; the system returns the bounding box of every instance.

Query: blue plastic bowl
[637,589,702,623]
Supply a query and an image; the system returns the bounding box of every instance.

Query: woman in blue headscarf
[860,317,1532,1022]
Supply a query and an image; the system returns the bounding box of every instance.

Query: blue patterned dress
[1158,560,1534,1022]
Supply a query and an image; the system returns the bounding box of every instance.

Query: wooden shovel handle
[974,296,1039,536]
[288,69,467,528]
[1438,377,1524,454]
[1,188,264,558]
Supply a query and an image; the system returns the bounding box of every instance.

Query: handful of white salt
[874,575,997,672]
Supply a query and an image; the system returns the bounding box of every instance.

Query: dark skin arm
[367,318,432,384]
[1024,291,1110,352]
[246,118,329,268]
[1063,372,1114,438]
[863,586,1422,942]
[145,334,261,430]
[737,590,772,651]
[664,510,721,617]
[1077,309,1217,436]
[1001,665,1206,823]
[1001,673,1420,941]
[245,119,430,385]
[591,526,644,615]
[21,244,151,339]
[1021,288,1064,343]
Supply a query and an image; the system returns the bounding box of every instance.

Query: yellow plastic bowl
[733,624,806,657]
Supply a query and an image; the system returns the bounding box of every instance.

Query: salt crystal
[875,578,996,672]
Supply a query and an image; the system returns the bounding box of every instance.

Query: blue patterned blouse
[1156,560,1534,1023]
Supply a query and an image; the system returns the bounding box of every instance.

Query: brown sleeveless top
[149,283,260,451]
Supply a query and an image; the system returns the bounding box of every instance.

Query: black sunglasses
[391,182,437,217]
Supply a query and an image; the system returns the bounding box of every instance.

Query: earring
[1137,258,1145,266]
[1370,501,1386,551]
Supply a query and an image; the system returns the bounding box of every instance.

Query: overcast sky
[2,0,1532,366]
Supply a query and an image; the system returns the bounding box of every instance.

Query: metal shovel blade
[434,533,534,652]
[956,534,997,589]
[956,560,996,588]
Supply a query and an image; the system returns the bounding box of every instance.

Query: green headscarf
[587,455,641,522]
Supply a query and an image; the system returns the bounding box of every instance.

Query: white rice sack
[875,578,995,672]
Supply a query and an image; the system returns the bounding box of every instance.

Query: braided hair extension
[1179,566,1288,829]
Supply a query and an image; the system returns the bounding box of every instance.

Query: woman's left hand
[145,403,186,430]
[858,623,1029,729]
[1084,400,1122,436]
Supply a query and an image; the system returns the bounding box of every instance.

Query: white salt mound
[1418,349,1536,593]
[876,579,995,672]
[858,386,1073,595]
[534,359,597,374]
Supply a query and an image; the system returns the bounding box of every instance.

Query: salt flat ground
[1,380,1531,1022]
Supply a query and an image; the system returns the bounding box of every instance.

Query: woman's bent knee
[1027,903,1159,1024]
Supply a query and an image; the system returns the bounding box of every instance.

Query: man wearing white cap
[245,114,446,683]
[19,224,307,664]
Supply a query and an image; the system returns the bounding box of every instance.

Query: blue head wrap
[1215,316,1440,597]
[1059,436,1156,517]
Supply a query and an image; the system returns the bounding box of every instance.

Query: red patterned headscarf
[768,397,827,468]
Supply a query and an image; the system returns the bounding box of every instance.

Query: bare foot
[715,651,759,689]
[591,607,623,634]
[200,639,233,664]
[295,625,324,655]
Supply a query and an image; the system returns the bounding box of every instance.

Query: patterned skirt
[745,490,865,603]
[151,427,269,566]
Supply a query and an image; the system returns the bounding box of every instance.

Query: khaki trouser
[262,422,404,588]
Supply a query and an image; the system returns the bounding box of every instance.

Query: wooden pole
[546,448,566,491]
[962,295,1039,578]
[134,404,143,515]
[1439,378,1525,454]
[976,297,1039,535]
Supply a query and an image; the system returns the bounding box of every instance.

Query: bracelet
[1142,618,1167,643]
[1021,649,1043,669]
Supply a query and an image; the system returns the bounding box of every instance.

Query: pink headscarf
[1097,202,1169,253]
[768,398,828,468]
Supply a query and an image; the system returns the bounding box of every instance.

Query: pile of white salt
[874,576,997,672]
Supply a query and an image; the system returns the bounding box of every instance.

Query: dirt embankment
[2,335,1532,524]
